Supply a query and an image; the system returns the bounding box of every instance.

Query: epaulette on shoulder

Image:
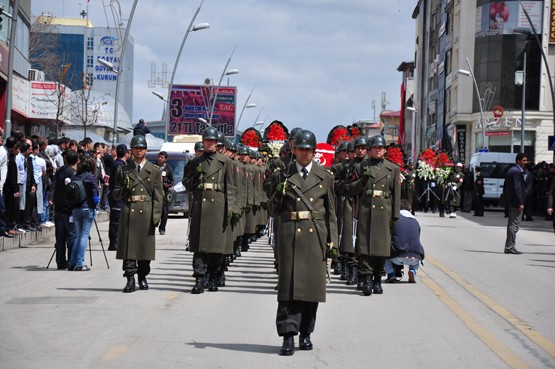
[323,168,334,176]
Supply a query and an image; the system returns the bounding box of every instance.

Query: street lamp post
[208,45,238,126]
[236,85,256,132]
[513,5,555,159]
[165,0,210,142]
[458,57,487,151]
[2,0,19,136]
[515,51,527,153]
[110,0,138,145]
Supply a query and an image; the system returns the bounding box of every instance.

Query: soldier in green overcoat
[268,130,338,356]
[183,127,239,294]
[348,135,401,296]
[113,135,164,293]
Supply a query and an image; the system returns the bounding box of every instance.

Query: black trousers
[358,255,386,276]
[192,252,222,277]
[159,197,169,231]
[123,259,151,278]
[276,301,318,337]
[108,198,123,245]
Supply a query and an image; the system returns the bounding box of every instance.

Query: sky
[31,0,416,142]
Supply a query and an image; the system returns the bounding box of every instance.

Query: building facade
[411,0,554,164]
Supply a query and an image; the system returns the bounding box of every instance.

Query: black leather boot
[346,265,358,286]
[340,260,348,280]
[123,276,135,293]
[299,335,313,350]
[138,276,149,290]
[279,336,294,356]
[333,261,341,275]
[191,276,205,294]
[362,275,373,296]
[217,270,226,287]
[207,273,219,292]
[372,274,383,294]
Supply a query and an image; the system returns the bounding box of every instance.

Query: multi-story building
[30,14,134,142]
[411,0,554,164]
[0,0,32,134]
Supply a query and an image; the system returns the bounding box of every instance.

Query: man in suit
[502,153,528,254]
[112,136,163,292]
[268,129,338,356]
[107,144,128,250]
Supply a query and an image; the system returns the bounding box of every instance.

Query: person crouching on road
[112,135,163,293]
[268,129,338,356]
[384,199,425,283]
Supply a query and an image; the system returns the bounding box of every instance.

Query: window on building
[87,55,93,68]
[87,37,94,50]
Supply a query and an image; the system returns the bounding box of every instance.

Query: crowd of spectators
[0,129,118,239]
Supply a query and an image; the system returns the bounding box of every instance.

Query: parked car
[146,151,194,217]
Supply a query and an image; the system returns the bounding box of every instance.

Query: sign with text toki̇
[168,84,236,136]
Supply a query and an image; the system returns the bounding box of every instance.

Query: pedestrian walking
[502,153,528,254]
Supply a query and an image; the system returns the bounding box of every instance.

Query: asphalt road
[0,210,553,369]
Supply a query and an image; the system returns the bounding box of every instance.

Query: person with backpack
[67,156,100,271]
[50,150,78,270]
[133,119,150,137]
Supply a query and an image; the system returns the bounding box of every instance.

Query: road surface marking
[420,271,531,369]
[426,255,555,359]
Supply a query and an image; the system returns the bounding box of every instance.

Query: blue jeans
[385,256,421,276]
[69,208,96,268]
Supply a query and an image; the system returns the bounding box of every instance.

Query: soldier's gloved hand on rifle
[195,164,203,173]
[326,242,338,259]
[275,181,288,197]
[360,166,371,185]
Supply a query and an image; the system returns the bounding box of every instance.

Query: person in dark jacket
[107,144,128,250]
[384,199,425,283]
[68,156,100,271]
[3,137,21,233]
[133,118,151,137]
[50,150,78,269]
[156,151,174,235]
[473,166,485,216]
[502,153,527,254]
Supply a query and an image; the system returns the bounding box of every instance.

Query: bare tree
[29,14,75,137]
[71,73,108,140]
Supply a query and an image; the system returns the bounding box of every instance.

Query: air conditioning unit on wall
[28,69,46,81]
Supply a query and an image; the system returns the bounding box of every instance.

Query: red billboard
[168,84,236,136]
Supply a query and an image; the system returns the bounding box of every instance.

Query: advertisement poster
[168,84,236,136]
[475,0,543,38]
[29,81,72,121]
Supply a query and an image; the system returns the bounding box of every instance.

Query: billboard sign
[475,1,543,38]
[550,0,555,43]
[29,82,72,121]
[168,84,236,136]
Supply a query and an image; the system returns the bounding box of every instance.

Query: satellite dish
[204,78,214,85]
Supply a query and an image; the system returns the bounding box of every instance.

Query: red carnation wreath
[263,120,289,142]
[327,125,352,147]
[241,128,263,149]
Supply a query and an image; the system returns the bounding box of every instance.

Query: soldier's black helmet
[227,141,237,152]
[406,158,415,166]
[289,127,302,140]
[130,135,147,148]
[353,136,367,148]
[194,141,204,151]
[336,141,349,153]
[238,144,249,155]
[202,127,219,140]
[367,135,387,148]
[346,141,355,152]
[294,130,317,149]
[216,131,225,146]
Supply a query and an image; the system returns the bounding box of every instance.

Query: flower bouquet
[240,128,263,149]
[326,125,352,147]
[263,120,289,142]
[347,123,363,139]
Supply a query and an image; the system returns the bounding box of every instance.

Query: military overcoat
[349,158,401,257]
[268,162,338,303]
[113,160,163,261]
[184,152,238,254]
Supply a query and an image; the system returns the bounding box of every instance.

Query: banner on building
[29,82,72,121]
[456,125,466,161]
[168,84,237,136]
[475,0,543,38]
